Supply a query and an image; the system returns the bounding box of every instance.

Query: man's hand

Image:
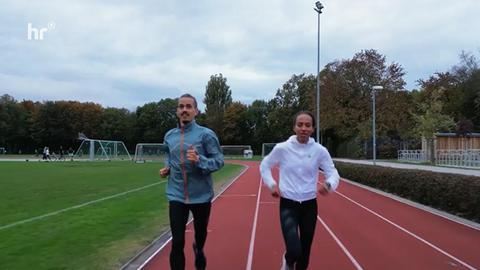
[186,145,199,163]
[159,167,170,178]
[318,182,331,196]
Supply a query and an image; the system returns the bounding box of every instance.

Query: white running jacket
[260,135,340,202]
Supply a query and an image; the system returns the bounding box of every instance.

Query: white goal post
[134,143,168,163]
[75,139,131,161]
[261,143,278,157]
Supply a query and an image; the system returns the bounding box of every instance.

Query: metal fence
[398,149,480,168]
[436,149,480,168]
[397,150,427,163]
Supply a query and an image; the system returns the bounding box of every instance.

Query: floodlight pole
[314,1,324,144]
[372,85,383,165]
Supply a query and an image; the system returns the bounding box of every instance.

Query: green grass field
[0,161,244,270]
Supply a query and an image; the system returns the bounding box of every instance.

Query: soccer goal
[221,145,253,159]
[133,143,168,163]
[261,143,278,157]
[75,138,131,161]
[0,147,5,154]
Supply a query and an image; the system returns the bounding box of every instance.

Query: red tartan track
[139,160,480,270]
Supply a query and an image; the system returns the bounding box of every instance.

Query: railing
[436,149,480,168]
[398,149,480,168]
[397,150,427,163]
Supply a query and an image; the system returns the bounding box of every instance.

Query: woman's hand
[318,182,331,196]
[271,184,280,198]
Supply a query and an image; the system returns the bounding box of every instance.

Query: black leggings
[280,197,318,270]
[169,201,211,270]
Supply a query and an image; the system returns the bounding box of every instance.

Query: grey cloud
[1,0,479,109]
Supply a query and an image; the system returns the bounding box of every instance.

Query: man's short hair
[179,93,198,109]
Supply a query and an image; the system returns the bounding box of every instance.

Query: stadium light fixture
[314,1,324,143]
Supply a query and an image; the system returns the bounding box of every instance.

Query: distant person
[159,93,224,270]
[59,146,64,161]
[260,111,340,270]
[45,147,51,161]
[42,146,47,160]
[68,147,74,161]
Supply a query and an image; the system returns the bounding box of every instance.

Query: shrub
[335,161,480,222]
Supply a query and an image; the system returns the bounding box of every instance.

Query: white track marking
[336,191,477,270]
[317,215,364,270]
[0,181,164,231]
[245,176,263,270]
[219,194,257,197]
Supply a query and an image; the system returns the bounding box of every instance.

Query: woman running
[260,111,340,270]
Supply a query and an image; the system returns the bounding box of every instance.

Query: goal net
[261,143,278,157]
[133,143,168,163]
[221,145,252,159]
[74,139,131,161]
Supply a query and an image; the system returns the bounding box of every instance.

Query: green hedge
[335,161,480,223]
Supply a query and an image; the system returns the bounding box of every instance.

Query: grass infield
[0,161,244,270]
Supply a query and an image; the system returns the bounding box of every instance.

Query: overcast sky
[1,0,479,111]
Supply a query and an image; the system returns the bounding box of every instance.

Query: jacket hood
[287,135,315,146]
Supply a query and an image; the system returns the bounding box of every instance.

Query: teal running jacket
[164,121,224,203]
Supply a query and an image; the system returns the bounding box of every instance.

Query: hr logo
[27,22,55,40]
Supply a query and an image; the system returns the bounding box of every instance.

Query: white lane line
[0,181,165,231]
[336,191,477,270]
[220,194,257,197]
[137,165,249,270]
[245,176,263,270]
[317,215,364,270]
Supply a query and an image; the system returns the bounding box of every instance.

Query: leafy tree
[135,98,177,142]
[246,100,270,153]
[376,89,417,151]
[19,100,41,151]
[415,98,454,138]
[460,70,480,128]
[417,51,480,131]
[0,94,28,153]
[31,101,102,151]
[455,118,474,136]
[99,107,134,141]
[203,73,232,137]
[222,102,249,145]
[416,72,461,119]
[266,74,317,142]
[320,49,407,156]
[414,90,455,163]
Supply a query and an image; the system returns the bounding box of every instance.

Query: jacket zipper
[180,127,188,203]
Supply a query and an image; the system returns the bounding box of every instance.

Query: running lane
[324,179,480,269]
[139,161,480,270]
[141,161,260,270]
[250,169,357,270]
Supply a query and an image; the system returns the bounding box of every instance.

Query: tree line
[1,49,479,157]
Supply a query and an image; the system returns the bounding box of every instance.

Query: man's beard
[180,112,191,125]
